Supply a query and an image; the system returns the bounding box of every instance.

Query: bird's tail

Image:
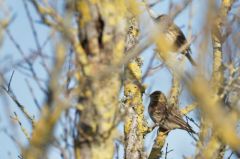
[185,52,197,66]
[184,116,198,141]
[188,131,198,142]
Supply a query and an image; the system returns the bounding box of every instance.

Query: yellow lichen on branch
[124,17,148,159]
[124,81,146,158]
[128,61,142,82]
[76,1,92,27]
[169,75,180,107]
[148,132,168,159]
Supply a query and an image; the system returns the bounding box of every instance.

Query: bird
[154,14,196,66]
[148,90,195,133]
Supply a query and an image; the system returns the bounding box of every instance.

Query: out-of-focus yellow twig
[187,75,240,151]
[211,0,235,92]
[181,103,197,115]
[30,0,89,67]
[22,41,67,159]
[201,0,237,158]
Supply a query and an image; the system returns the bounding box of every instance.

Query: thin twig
[227,151,234,159]
[1,86,36,127]
[11,112,31,141]
[7,70,15,92]
[22,0,50,75]
[165,143,169,159]
[5,29,47,94]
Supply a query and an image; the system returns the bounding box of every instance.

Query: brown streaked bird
[154,14,196,66]
[148,90,195,133]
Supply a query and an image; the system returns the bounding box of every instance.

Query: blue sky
[0,0,49,158]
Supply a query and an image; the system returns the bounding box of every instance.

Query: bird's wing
[168,24,196,65]
[169,24,188,48]
[168,106,194,132]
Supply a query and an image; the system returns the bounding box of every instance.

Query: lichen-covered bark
[148,132,168,159]
[74,1,127,158]
[124,17,148,159]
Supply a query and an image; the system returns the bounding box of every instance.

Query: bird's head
[154,14,173,31]
[149,91,167,103]
[156,14,168,20]
[155,14,172,23]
